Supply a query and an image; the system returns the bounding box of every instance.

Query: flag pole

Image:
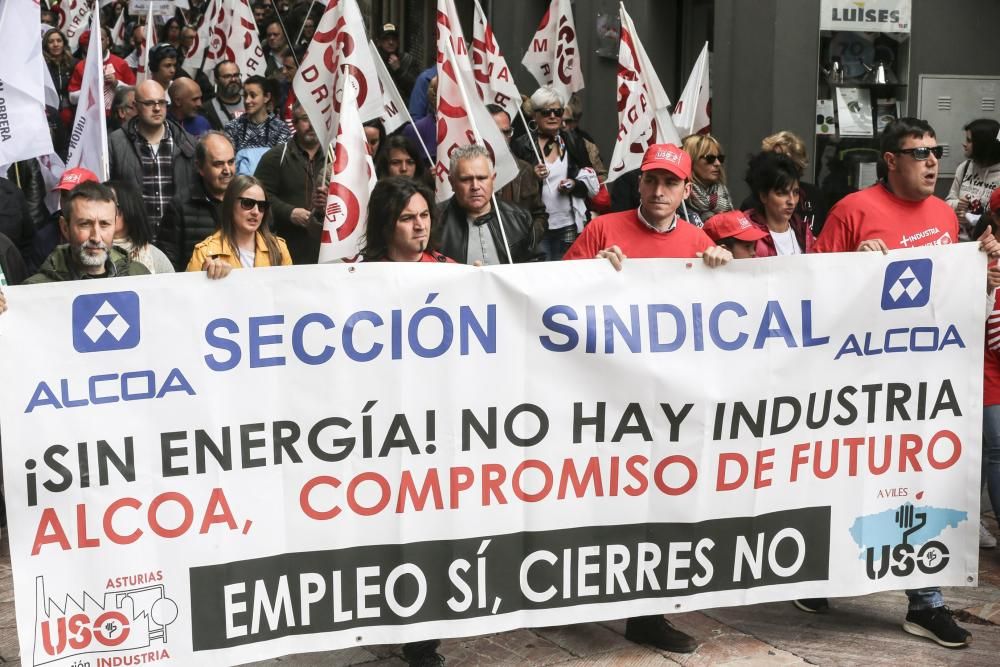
[293,0,319,47]
[445,40,513,263]
[268,0,300,68]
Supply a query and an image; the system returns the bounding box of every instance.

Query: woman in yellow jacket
[186,174,293,271]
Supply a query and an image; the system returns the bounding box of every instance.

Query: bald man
[108,79,198,240]
[168,78,212,137]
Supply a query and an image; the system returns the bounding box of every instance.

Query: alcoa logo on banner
[72,292,141,353]
[23,291,194,412]
[880,259,932,311]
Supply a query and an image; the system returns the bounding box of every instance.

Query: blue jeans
[539,226,578,261]
[905,587,943,610]
[982,405,1000,520]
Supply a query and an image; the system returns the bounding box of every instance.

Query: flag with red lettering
[433,40,518,202]
[319,78,375,263]
[0,0,55,168]
[607,3,681,183]
[521,0,583,100]
[56,0,92,53]
[186,0,265,86]
[437,0,470,71]
[672,41,711,136]
[368,40,413,136]
[470,0,521,118]
[65,6,109,180]
[292,0,381,150]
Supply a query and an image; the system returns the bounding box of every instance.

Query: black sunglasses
[538,107,564,118]
[701,154,725,164]
[895,146,944,161]
[239,197,270,212]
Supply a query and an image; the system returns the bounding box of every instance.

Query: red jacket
[745,208,815,257]
[68,53,136,115]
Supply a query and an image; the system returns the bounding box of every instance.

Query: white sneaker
[981,520,997,549]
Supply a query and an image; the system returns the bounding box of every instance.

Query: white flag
[672,42,711,137]
[57,0,94,54]
[38,152,67,214]
[368,40,412,135]
[433,40,518,202]
[137,1,156,83]
[185,0,265,86]
[0,0,55,166]
[111,6,127,47]
[470,0,521,118]
[293,0,380,150]
[607,3,682,183]
[185,0,219,81]
[65,7,109,180]
[521,0,584,100]
[319,79,376,263]
[437,0,471,71]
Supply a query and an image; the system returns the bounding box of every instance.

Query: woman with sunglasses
[511,86,595,261]
[682,134,734,223]
[946,118,1000,241]
[186,175,291,270]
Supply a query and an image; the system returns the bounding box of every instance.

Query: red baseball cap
[703,210,768,243]
[990,186,1000,214]
[640,143,691,180]
[54,167,99,192]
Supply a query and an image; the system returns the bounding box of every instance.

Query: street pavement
[2,515,999,667]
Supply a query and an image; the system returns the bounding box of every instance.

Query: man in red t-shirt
[564,143,731,269]
[813,117,1000,649]
[563,144,728,655]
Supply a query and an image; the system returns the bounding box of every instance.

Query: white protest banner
[0,0,56,167]
[293,0,380,150]
[57,0,93,53]
[521,0,584,101]
[318,79,375,263]
[820,0,911,32]
[470,0,521,118]
[672,41,711,137]
[130,0,188,15]
[65,6,109,180]
[368,40,410,135]
[433,41,519,201]
[0,245,984,666]
[607,3,681,183]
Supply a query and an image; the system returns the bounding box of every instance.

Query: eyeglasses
[239,197,270,212]
[701,154,726,164]
[895,146,944,161]
[136,99,168,108]
[538,107,564,118]
[499,128,514,137]
[219,72,242,80]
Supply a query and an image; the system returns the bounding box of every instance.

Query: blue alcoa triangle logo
[880,259,932,310]
[72,292,141,353]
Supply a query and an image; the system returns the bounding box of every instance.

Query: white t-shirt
[770,228,802,255]
[541,154,574,230]
[237,246,255,268]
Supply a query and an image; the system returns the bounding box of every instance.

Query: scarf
[688,181,733,221]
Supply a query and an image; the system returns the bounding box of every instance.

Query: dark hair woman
[107,180,175,274]
[743,151,814,256]
[947,118,1000,240]
[187,175,292,269]
[43,28,76,130]
[222,75,291,153]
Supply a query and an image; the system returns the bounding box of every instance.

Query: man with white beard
[25,182,150,283]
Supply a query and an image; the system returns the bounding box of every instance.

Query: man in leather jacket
[434,144,539,265]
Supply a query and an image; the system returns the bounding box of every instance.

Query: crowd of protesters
[3,1,1000,666]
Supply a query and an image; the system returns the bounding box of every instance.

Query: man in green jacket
[25,182,150,284]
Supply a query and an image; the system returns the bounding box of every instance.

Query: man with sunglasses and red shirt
[813,117,1000,649]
